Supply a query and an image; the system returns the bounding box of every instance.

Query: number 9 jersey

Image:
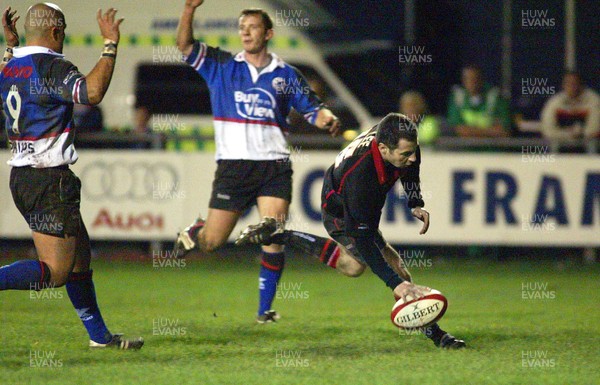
[0,46,89,168]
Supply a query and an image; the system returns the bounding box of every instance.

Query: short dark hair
[240,9,274,30]
[375,113,418,150]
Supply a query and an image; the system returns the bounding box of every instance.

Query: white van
[30,0,376,147]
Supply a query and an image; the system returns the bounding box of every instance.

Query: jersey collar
[234,51,285,83]
[371,139,389,185]
[13,46,64,58]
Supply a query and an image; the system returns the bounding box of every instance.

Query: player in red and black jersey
[237,113,465,349]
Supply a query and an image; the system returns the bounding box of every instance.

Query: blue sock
[66,270,111,344]
[0,260,50,290]
[258,251,285,316]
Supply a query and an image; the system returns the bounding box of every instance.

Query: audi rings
[80,161,180,201]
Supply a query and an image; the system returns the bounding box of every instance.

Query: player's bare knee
[343,264,365,277]
[337,255,366,277]
[199,234,226,253]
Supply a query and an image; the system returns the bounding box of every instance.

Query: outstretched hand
[96,8,124,43]
[2,7,20,47]
[412,207,430,234]
[393,281,430,304]
[317,109,342,137]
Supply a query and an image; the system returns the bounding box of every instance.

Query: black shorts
[9,166,82,237]
[209,159,293,212]
[322,209,387,264]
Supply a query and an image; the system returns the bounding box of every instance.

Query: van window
[287,63,360,133]
[135,63,212,115]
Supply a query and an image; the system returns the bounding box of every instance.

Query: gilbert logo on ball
[391,289,448,329]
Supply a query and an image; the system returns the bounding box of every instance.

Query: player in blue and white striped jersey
[0,3,142,349]
[175,0,341,323]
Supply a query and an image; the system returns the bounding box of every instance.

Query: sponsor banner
[0,150,598,245]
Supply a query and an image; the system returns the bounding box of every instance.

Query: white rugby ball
[391,289,448,329]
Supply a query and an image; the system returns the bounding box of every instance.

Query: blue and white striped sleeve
[49,58,89,105]
[184,40,232,84]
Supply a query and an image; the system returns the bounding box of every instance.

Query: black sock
[272,231,340,268]
[422,323,446,344]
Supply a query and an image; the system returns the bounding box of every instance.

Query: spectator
[540,71,600,140]
[399,91,441,145]
[447,65,510,137]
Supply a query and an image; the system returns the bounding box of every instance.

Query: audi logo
[80,161,180,201]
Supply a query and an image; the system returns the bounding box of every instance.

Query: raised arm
[84,8,123,105]
[176,0,204,56]
[1,6,20,72]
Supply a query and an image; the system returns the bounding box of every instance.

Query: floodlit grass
[1,253,599,385]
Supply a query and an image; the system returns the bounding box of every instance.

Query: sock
[422,323,446,345]
[66,270,111,344]
[258,251,285,316]
[272,231,341,268]
[0,260,51,291]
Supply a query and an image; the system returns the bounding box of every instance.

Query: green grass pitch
[1,251,599,385]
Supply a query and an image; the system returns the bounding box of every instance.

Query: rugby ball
[391,289,448,329]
